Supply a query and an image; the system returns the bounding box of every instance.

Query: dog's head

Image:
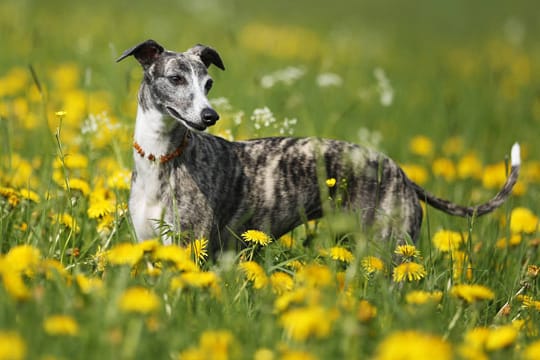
[117,39,225,131]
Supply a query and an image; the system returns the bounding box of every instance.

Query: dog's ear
[116,40,164,69]
[187,44,225,71]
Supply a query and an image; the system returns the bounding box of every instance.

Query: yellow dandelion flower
[279,234,294,248]
[458,153,483,180]
[241,229,272,246]
[392,262,426,282]
[296,263,332,287]
[361,256,385,274]
[482,162,508,190]
[106,243,143,266]
[357,299,377,322]
[451,251,473,281]
[485,325,518,351]
[238,261,268,289]
[527,265,540,278]
[1,271,31,301]
[280,305,338,341]
[51,63,80,90]
[87,197,116,219]
[285,259,304,271]
[56,153,88,170]
[281,349,317,360]
[53,213,80,233]
[187,238,208,262]
[0,187,18,200]
[43,315,79,336]
[153,245,198,272]
[178,347,205,360]
[432,229,463,252]
[409,135,434,157]
[325,178,337,188]
[463,327,490,349]
[394,244,421,259]
[199,330,234,359]
[107,169,131,190]
[458,344,488,360]
[119,286,160,314]
[401,164,429,185]
[495,234,522,249]
[374,330,452,360]
[321,246,354,263]
[0,66,30,96]
[406,290,443,305]
[64,178,90,196]
[274,287,319,313]
[524,340,540,360]
[75,274,104,294]
[269,271,294,295]
[40,259,68,279]
[254,348,275,360]
[2,244,41,273]
[451,284,495,303]
[0,331,26,360]
[170,271,219,290]
[510,207,538,234]
[137,239,160,253]
[19,188,40,203]
[432,157,457,182]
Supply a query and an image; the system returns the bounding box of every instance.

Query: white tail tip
[511,142,521,167]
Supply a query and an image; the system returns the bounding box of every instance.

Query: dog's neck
[133,104,190,163]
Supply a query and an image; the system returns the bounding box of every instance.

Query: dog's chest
[129,160,171,240]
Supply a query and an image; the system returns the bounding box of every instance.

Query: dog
[117,39,520,254]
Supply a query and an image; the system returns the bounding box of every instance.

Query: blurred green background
[1,0,539,161]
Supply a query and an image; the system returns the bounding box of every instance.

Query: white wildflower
[358,127,383,150]
[233,111,244,125]
[251,107,276,130]
[316,72,343,88]
[210,97,233,112]
[373,67,394,107]
[504,17,525,46]
[279,117,297,135]
[260,66,306,88]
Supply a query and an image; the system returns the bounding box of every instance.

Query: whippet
[117,39,520,254]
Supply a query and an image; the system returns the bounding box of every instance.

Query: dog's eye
[204,79,213,92]
[168,75,187,86]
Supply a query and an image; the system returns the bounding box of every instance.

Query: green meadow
[1,0,540,359]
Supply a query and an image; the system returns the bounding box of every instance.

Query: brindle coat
[118,40,520,254]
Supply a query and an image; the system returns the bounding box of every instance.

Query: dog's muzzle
[201,108,219,127]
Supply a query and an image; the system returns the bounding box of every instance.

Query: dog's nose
[201,108,219,126]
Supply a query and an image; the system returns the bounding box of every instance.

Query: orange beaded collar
[133,132,190,164]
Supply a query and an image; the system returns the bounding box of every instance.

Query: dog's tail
[410,143,520,217]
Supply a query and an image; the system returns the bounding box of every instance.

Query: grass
[1,0,540,359]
